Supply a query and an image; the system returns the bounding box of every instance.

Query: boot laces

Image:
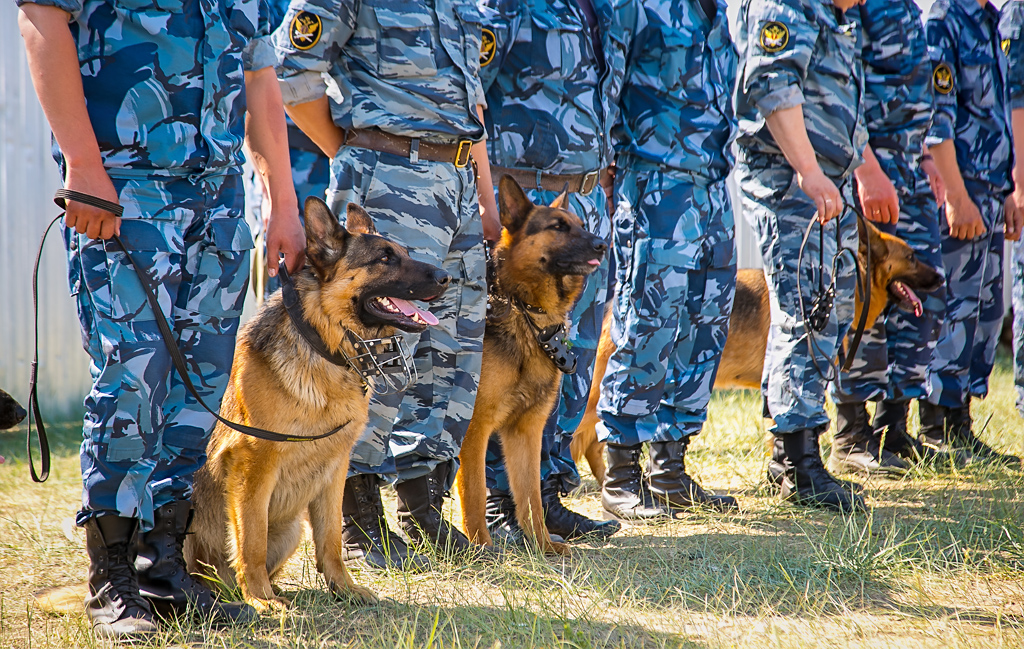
[103,540,150,612]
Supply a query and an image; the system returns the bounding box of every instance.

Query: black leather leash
[841,209,872,373]
[28,191,353,483]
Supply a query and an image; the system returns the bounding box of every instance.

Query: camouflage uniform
[595,0,737,446]
[734,0,866,435]
[20,0,273,530]
[925,0,1013,409]
[1001,0,1024,416]
[481,0,643,497]
[273,0,488,485]
[832,0,946,405]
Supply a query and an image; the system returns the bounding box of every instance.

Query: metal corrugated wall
[0,2,90,419]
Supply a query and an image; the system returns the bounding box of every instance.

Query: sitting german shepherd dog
[456,176,607,555]
[185,197,449,610]
[572,217,943,485]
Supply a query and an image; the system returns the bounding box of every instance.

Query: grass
[1,354,1022,648]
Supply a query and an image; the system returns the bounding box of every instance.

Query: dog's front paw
[328,580,378,604]
[246,595,290,613]
[546,540,570,556]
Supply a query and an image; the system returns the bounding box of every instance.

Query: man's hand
[921,157,946,206]
[1006,193,1023,242]
[945,192,986,240]
[797,167,843,223]
[854,147,899,224]
[64,163,121,240]
[264,199,306,275]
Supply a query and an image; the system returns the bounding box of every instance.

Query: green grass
[1,355,1022,648]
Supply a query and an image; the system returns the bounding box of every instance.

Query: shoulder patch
[481,28,496,66]
[1003,39,1011,55]
[760,22,789,54]
[290,11,323,51]
[933,62,954,95]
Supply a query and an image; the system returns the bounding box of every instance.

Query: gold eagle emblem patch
[933,62,954,95]
[289,11,322,51]
[1003,39,1011,55]
[760,21,789,53]
[481,28,496,66]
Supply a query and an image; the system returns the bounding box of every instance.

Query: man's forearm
[764,104,821,177]
[245,67,297,211]
[928,139,969,201]
[18,4,103,169]
[285,96,345,158]
[1012,108,1024,187]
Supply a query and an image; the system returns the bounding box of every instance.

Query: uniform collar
[955,0,999,25]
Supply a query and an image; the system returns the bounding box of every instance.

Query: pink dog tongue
[390,298,439,326]
[895,282,923,317]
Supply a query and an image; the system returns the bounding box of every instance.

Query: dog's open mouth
[554,255,604,275]
[888,280,923,317]
[364,296,440,330]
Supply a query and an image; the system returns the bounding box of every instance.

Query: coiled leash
[795,194,872,383]
[27,190,354,483]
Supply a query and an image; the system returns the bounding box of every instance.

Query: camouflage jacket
[273,0,487,142]
[926,0,1012,196]
[734,0,867,179]
[1000,0,1024,111]
[481,0,645,174]
[613,0,736,181]
[16,0,275,177]
[852,0,933,194]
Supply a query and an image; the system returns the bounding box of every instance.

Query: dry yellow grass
[1,355,1021,648]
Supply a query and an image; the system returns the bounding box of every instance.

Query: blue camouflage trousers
[596,168,736,445]
[486,186,610,496]
[737,161,857,434]
[1013,237,1024,415]
[68,173,251,531]
[327,146,486,488]
[833,188,946,404]
[926,191,1005,408]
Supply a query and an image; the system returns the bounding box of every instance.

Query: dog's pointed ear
[498,174,533,234]
[856,215,888,262]
[549,183,570,210]
[345,203,377,236]
[303,196,347,277]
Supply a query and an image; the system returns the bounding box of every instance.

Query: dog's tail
[33,583,87,614]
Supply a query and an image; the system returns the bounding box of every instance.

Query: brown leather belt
[341,128,475,167]
[490,166,606,195]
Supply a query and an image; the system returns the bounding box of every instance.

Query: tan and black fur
[573,217,943,482]
[455,176,607,555]
[184,197,449,611]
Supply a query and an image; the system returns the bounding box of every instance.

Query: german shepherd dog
[455,176,607,555]
[184,197,449,611]
[572,217,943,485]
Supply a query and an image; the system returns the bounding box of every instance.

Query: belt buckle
[454,140,472,168]
[580,170,600,195]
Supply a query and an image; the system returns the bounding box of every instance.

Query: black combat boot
[396,463,480,556]
[779,428,867,513]
[137,501,256,623]
[83,516,159,640]
[872,399,930,461]
[946,404,1021,467]
[485,490,565,547]
[918,401,970,466]
[647,438,738,512]
[341,473,430,571]
[542,475,620,541]
[828,403,907,476]
[601,443,670,521]
[766,435,864,493]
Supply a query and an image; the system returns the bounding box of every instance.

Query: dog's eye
[549,220,570,232]
[379,253,392,264]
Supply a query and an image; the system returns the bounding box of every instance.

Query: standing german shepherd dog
[456,176,607,555]
[185,197,449,611]
[572,217,943,485]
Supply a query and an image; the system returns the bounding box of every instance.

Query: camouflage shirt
[734,0,867,179]
[926,0,1013,196]
[852,0,933,192]
[613,0,736,180]
[999,0,1024,111]
[15,0,275,177]
[273,0,487,142]
[482,0,644,174]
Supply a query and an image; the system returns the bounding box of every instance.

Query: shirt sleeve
[739,0,816,118]
[1003,4,1024,110]
[14,0,83,20]
[243,0,279,72]
[273,0,358,106]
[479,0,523,94]
[925,13,957,146]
